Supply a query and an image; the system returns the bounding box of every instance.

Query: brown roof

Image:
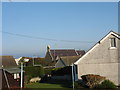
[60,56,80,66]
[76,50,85,56]
[50,49,85,59]
[0,56,17,69]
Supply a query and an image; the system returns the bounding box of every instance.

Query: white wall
[77,63,119,85]
[77,34,120,85]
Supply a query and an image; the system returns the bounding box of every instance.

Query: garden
[23,66,117,89]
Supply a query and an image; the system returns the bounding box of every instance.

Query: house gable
[75,31,120,64]
[74,31,120,85]
[55,56,80,68]
[55,59,66,68]
[45,51,53,62]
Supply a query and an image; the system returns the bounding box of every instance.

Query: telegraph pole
[20,62,23,88]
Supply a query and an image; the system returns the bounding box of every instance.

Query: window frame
[110,38,117,49]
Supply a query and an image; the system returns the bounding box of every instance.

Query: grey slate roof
[4,68,21,73]
[0,56,20,73]
[60,56,81,66]
[0,56,17,69]
[50,49,85,59]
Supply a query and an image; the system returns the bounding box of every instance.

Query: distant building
[55,56,80,68]
[15,57,23,65]
[45,45,85,63]
[75,31,120,85]
[0,56,21,89]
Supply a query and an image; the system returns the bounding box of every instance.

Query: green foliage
[24,75,32,84]
[95,80,116,89]
[74,80,84,88]
[52,67,62,71]
[24,66,45,84]
[24,66,45,78]
[51,66,72,76]
[44,68,53,75]
[34,58,46,66]
[19,57,46,66]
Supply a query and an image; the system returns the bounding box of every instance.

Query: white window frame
[110,38,117,49]
[14,74,17,79]
[14,73,20,79]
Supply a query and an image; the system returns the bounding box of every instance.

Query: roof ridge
[50,49,75,50]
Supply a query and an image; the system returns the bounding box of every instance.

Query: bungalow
[74,31,120,85]
[45,45,85,63]
[1,56,21,89]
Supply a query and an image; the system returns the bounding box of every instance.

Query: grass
[25,82,69,88]
[25,77,72,89]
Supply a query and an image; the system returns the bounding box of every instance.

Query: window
[14,74,17,79]
[14,73,20,79]
[110,38,116,47]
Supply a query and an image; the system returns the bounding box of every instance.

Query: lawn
[25,82,69,88]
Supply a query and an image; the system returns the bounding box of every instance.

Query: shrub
[44,68,53,75]
[24,75,32,84]
[95,80,116,89]
[24,66,44,77]
[74,80,84,88]
[24,66,45,83]
[81,74,106,88]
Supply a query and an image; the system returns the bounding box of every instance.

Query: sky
[2,2,118,58]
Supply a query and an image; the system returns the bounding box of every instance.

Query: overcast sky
[2,2,118,58]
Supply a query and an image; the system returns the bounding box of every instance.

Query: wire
[1,31,96,43]
[1,31,58,41]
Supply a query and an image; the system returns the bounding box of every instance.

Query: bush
[24,66,45,83]
[95,80,116,89]
[24,75,32,84]
[24,66,44,78]
[44,68,53,75]
[81,74,106,88]
[74,80,84,88]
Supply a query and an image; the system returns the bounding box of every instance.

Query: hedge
[24,66,44,78]
[44,68,53,75]
[51,66,72,76]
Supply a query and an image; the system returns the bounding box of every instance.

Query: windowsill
[110,47,117,49]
